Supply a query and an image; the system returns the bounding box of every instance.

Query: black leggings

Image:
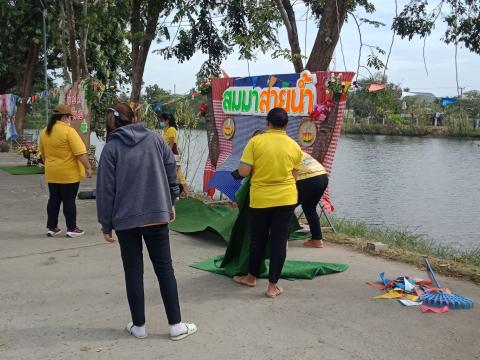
[47,182,80,230]
[249,205,295,284]
[116,224,181,326]
[297,174,329,240]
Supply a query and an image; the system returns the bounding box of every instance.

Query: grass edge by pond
[341,123,480,138]
[324,217,480,284]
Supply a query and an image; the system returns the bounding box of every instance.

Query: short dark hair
[159,112,177,129]
[266,107,288,128]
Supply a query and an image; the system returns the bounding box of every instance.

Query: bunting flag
[368,83,385,92]
[10,79,106,106]
[281,81,290,88]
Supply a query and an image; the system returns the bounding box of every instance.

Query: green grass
[341,123,480,138]
[326,217,480,268]
[0,166,44,175]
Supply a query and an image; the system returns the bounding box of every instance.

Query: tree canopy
[161,0,378,78]
[2,0,480,134]
[393,0,480,54]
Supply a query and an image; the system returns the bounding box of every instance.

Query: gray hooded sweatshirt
[96,122,179,234]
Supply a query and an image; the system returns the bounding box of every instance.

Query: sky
[142,0,480,97]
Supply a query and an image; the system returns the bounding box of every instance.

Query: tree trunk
[274,0,304,72]
[79,0,89,79]
[130,2,161,103]
[131,62,145,103]
[306,0,348,71]
[15,41,40,135]
[59,0,72,83]
[65,0,79,83]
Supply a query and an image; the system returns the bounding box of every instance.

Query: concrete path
[0,154,479,360]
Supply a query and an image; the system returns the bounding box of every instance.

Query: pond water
[92,131,480,249]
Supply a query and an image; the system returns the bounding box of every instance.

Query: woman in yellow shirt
[38,104,92,238]
[233,107,302,298]
[296,152,329,248]
[159,113,189,194]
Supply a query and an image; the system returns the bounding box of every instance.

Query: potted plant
[326,74,348,103]
[18,144,40,166]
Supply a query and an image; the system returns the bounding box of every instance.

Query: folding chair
[296,203,336,233]
[87,145,98,169]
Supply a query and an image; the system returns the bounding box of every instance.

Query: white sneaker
[66,227,85,238]
[170,323,197,341]
[126,322,148,339]
[47,228,62,237]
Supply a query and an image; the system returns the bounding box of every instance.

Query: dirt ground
[1,153,479,360]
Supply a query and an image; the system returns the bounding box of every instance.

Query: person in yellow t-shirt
[233,107,302,298]
[159,113,189,195]
[38,104,92,238]
[296,151,329,248]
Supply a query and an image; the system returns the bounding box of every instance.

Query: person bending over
[296,151,329,248]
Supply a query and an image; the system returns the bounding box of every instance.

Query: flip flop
[233,276,256,287]
[170,323,197,341]
[265,285,284,298]
[126,322,148,339]
[303,240,324,248]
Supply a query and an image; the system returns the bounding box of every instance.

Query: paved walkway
[0,153,479,360]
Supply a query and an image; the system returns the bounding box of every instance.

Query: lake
[92,131,480,249]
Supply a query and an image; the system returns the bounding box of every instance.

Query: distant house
[401,91,437,103]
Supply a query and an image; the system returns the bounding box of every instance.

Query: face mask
[159,122,166,129]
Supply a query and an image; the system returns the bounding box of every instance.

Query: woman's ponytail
[46,114,63,135]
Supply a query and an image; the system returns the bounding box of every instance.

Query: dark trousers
[249,205,295,284]
[47,182,80,230]
[116,224,181,326]
[297,174,329,240]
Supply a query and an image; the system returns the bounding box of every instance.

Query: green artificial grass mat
[169,197,239,241]
[191,256,348,280]
[0,166,44,175]
[181,177,348,280]
[170,197,310,243]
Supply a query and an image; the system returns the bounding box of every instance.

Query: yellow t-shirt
[39,121,87,184]
[296,151,327,181]
[240,129,302,208]
[163,126,177,144]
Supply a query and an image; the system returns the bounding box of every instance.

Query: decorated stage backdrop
[59,83,91,147]
[204,70,355,213]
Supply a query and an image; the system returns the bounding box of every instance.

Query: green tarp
[170,197,307,243]
[192,256,349,280]
[0,166,44,175]
[188,179,348,279]
[179,177,348,280]
[169,197,239,241]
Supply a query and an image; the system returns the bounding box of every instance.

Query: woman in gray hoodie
[96,103,196,340]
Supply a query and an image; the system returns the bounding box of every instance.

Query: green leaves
[359,18,385,28]
[393,0,480,55]
[158,0,280,81]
